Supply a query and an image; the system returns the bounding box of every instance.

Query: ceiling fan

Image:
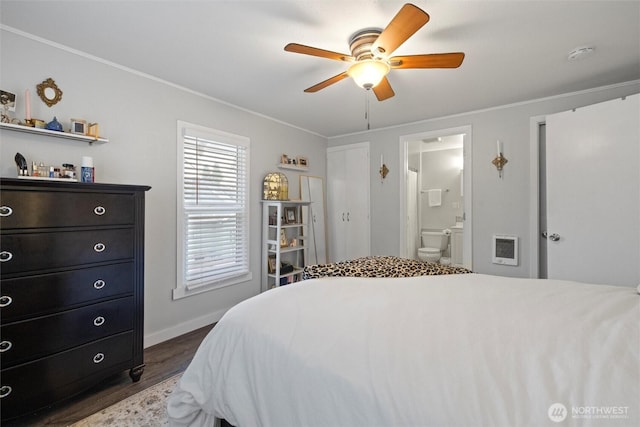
[285,3,465,101]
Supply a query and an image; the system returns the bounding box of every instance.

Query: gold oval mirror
[36,78,63,107]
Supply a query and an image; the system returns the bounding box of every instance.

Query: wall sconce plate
[492,154,508,178]
[379,163,389,179]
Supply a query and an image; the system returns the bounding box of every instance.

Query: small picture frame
[281,154,289,165]
[0,90,16,112]
[268,255,277,273]
[284,207,297,224]
[70,118,87,135]
[297,156,308,167]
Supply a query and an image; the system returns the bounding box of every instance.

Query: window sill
[172,272,253,300]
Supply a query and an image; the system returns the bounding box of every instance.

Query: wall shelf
[277,163,308,172]
[0,122,108,144]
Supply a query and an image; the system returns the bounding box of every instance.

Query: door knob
[542,231,560,241]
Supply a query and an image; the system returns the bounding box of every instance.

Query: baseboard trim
[143,306,230,348]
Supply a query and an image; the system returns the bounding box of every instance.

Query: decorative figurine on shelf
[14,152,28,176]
[45,116,63,132]
[279,229,289,247]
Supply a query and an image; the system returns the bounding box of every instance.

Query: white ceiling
[1,1,639,138]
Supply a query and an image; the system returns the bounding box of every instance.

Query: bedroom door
[545,94,639,286]
[327,143,371,263]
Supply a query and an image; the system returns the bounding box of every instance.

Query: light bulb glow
[347,60,390,89]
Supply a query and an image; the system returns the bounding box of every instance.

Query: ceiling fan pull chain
[365,92,371,130]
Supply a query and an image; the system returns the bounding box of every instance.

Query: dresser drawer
[0,262,134,322]
[0,190,134,229]
[0,331,134,420]
[1,296,133,368]
[0,228,133,275]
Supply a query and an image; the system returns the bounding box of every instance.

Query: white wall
[328,81,640,278]
[0,30,327,346]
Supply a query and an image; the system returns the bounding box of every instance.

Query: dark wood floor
[4,323,215,427]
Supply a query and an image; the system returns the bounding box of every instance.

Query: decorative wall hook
[492,140,508,178]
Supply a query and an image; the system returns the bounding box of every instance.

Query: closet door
[344,145,370,259]
[545,94,639,286]
[327,149,348,262]
[327,144,370,263]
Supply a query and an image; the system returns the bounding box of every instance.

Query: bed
[167,273,639,427]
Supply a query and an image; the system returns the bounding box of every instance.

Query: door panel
[545,94,639,286]
[327,145,370,263]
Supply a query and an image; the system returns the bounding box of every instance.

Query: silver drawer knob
[0,251,13,262]
[93,243,106,252]
[0,295,12,307]
[0,341,12,352]
[94,206,106,216]
[0,206,12,217]
[0,385,12,398]
[93,316,105,327]
[93,352,105,364]
[93,279,106,290]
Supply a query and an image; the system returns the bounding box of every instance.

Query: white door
[406,170,419,259]
[344,145,370,259]
[545,94,639,286]
[327,144,371,263]
[327,148,347,262]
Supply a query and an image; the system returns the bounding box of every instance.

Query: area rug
[70,374,182,426]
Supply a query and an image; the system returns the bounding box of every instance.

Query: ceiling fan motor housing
[349,28,384,60]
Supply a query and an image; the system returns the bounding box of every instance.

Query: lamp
[347,59,390,90]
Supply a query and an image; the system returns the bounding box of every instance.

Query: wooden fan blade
[390,53,465,69]
[371,4,430,58]
[285,43,354,62]
[372,77,395,101]
[304,72,350,93]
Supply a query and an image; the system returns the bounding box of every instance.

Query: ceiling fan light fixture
[347,59,390,90]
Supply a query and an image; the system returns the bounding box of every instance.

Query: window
[175,121,251,299]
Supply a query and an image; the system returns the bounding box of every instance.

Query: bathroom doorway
[399,126,472,269]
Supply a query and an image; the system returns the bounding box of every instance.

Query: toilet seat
[418,247,440,255]
[417,247,442,263]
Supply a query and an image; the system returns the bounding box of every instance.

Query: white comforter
[167,274,639,427]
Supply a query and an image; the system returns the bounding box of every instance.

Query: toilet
[417,231,449,263]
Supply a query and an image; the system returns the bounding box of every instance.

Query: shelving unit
[0,122,108,144]
[261,200,310,292]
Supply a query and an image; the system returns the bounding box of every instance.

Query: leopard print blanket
[302,256,471,280]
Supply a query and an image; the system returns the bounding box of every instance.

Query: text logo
[548,403,568,423]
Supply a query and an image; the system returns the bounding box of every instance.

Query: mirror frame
[36,78,63,107]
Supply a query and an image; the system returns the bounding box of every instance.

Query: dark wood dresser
[0,178,150,420]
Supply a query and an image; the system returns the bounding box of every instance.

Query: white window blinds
[176,122,251,297]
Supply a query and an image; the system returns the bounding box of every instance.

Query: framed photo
[281,154,289,164]
[297,156,308,167]
[70,118,87,135]
[268,255,277,273]
[0,90,16,112]
[284,207,297,224]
